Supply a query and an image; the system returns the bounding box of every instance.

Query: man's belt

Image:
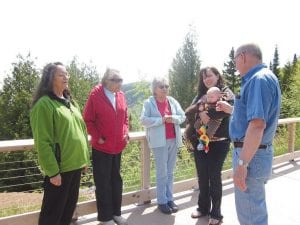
[233,141,267,149]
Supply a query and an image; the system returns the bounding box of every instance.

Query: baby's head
[206,87,221,103]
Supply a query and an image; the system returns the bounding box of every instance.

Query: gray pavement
[74,159,300,225]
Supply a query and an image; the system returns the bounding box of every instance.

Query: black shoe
[158,204,172,214]
[167,201,179,213]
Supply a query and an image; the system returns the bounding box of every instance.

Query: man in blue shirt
[216,43,281,225]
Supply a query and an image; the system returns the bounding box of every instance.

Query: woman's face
[105,72,123,93]
[202,69,219,88]
[154,82,169,99]
[52,65,69,93]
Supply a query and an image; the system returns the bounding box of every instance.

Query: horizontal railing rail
[0,117,299,225]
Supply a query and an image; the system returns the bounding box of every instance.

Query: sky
[0,0,299,85]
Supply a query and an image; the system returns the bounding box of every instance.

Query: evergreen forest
[0,29,300,217]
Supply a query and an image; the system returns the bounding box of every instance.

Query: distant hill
[122,82,150,108]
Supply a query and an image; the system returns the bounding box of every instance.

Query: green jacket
[30,95,90,177]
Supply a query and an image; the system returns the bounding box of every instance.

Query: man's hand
[233,166,247,191]
[216,101,233,114]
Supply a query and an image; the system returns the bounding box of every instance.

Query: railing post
[287,122,296,160]
[139,137,151,204]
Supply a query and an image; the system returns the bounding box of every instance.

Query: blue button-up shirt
[229,64,281,145]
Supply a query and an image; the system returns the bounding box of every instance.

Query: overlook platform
[74,159,300,225]
[0,117,299,225]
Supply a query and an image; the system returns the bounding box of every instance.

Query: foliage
[223,47,240,94]
[168,28,201,110]
[280,58,300,118]
[123,80,151,131]
[66,57,100,110]
[272,45,280,79]
[1,42,300,201]
[0,54,39,140]
[0,54,42,191]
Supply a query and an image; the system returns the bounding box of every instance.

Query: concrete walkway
[74,159,300,225]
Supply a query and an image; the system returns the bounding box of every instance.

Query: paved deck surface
[74,159,300,225]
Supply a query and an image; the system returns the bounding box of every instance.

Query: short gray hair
[236,43,262,61]
[151,77,168,95]
[101,68,120,84]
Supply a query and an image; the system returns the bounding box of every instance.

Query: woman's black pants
[38,168,82,225]
[92,148,123,222]
[193,140,230,220]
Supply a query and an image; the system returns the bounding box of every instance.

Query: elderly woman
[83,68,129,225]
[140,77,186,214]
[30,62,90,225]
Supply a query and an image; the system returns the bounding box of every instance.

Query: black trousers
[38,168,82,225]
[92,149,123,222]
[193,140,229,220]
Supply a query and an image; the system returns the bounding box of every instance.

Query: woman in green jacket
[30,62,90,225]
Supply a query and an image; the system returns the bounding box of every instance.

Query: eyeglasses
[158,85,169,89]
[108,78,123,83]
[234,51,245,60]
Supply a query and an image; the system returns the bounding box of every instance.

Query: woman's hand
[123,134,129,143]
[163,115,173,123]
[98,137,105,144]
[216,101,233,114]
[199,111,210,125]
[82,166,89,174]
[50,174,62,186]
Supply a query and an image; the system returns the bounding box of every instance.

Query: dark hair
[195,66,225,100]
[31,62,71,107]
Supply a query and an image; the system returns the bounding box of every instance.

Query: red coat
[83,84,129,154]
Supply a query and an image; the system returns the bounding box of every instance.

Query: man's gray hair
[151,77,168,95]
[236,43,263,61]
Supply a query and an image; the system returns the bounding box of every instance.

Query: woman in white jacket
[140,77,186,214]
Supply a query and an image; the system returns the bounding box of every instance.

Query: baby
[197,87,224,138]
[184,87,231,152]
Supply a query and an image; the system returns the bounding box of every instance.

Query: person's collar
[104,86,115,95]
[48,91,71,109]
[242,63,267,84]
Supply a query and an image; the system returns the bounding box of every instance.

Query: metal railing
[0,117,299,225]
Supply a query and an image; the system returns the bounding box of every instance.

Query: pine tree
[0,54,41,191]
[66,57,100,110]
[272,45,280,78]
[0,54,39,139]
[168,27,201,110]
[280,59,300,118]
[281,62,293,93]
[223,47,240,94]
[292,54,298,66]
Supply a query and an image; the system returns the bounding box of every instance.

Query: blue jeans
[152,139,177,204]
[233,146,273,225]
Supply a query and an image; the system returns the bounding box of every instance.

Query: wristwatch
[238,159,249,168]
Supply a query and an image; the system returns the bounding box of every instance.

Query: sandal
[208,218,222,225]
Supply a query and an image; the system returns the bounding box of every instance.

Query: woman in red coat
[83,68,129,225]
